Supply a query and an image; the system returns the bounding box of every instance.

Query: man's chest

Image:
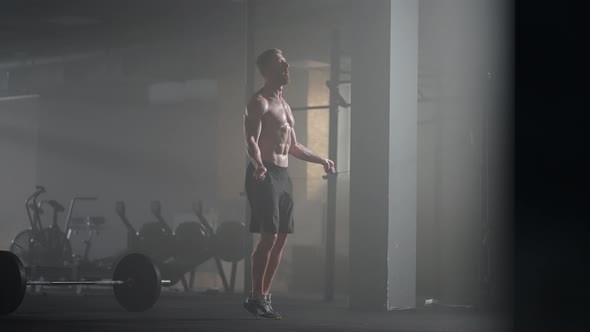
[264,102,293,127]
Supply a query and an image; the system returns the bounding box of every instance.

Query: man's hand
[323,159,336,174]
[254,164,268,181]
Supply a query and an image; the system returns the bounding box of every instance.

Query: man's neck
[261,83,283,99]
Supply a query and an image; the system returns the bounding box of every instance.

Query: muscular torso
[258,96,294,167]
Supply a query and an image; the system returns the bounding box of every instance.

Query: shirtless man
[243,49,336,319]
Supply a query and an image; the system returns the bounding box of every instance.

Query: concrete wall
[348,0,418,310]
[416,0,512,304]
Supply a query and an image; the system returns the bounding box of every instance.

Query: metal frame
[324,29,341,302]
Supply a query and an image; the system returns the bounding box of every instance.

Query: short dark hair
[256,48,282,75]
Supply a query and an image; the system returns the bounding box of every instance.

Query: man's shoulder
[247,93,269,113]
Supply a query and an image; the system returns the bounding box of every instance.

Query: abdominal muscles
[260,122,292,159]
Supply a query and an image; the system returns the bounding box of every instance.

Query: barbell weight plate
[0,251,27,315]
[112,253,162,312]
[173,221,210,265]
[215,221,247,262]
[137,222,175,262]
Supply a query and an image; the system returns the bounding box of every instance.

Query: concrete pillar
[349,0,418,310]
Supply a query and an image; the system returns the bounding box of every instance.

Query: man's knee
[276,233,288,242]
[271,233,288,254]
[254,233,277,254]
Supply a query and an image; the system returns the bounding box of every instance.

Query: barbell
[0,250,171,315]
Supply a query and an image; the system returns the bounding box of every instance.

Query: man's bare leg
[262,233,288,295]
[251,233,277,297]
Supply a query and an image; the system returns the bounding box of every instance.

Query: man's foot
[243,296,260,317]
[243,295,282,320]
[264,293,282,319]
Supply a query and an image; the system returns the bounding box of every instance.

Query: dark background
[515,0,589,330]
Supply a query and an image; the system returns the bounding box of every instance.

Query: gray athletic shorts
[245,161,294,234]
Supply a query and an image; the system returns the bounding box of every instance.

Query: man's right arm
[244,96,267,169]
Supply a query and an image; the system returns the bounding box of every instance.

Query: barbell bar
[27,280,172,286]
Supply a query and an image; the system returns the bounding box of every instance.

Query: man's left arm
[289,127,336,174]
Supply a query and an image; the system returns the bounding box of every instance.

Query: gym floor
[1,290,510,332]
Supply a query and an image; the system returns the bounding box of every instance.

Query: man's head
[256,48,290,86]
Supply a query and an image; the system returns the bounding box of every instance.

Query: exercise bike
[10,186,73,267]
[11,186,101,269]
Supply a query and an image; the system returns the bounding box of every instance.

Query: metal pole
[28,280,124,286]
[324,29,340,302]
[243,0,256,297]
[432,70,443,302]
[291,105,330,111]
[27,280,173,286]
